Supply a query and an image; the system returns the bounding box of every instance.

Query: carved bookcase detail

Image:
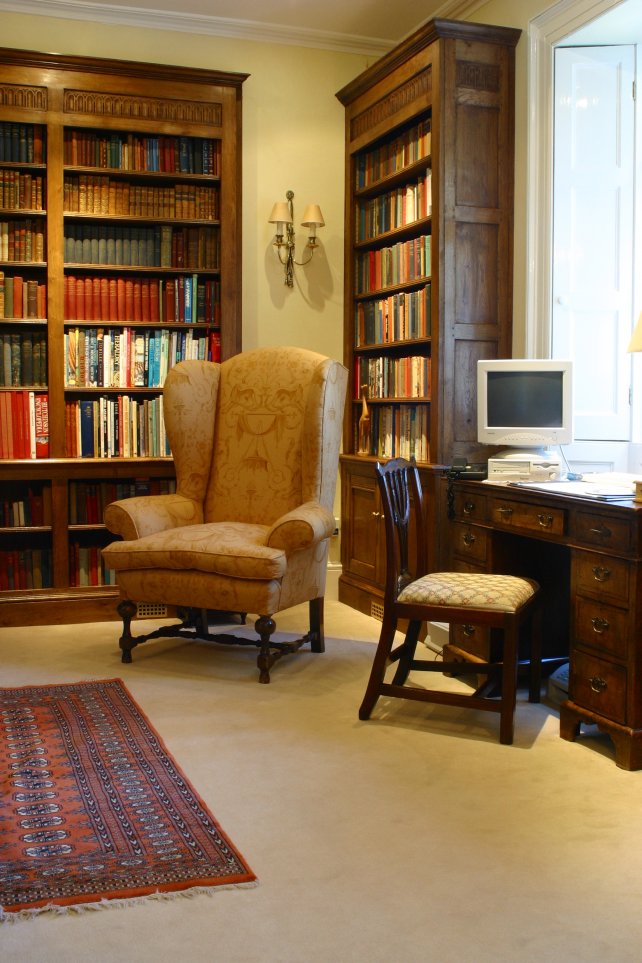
[0,47,246,626]
[335,18,519,617]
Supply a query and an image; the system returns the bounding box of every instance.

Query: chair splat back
[377,458,427,600]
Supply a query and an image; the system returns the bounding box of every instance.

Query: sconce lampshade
[268,202,292,225]
[628,312,642,353]
[301,204,325,228]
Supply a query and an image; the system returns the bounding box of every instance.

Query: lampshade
[301,204,325,228]
[628,312,642,353]
[268,202,292,225]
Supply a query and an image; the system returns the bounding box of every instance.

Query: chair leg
[117,598,138,663]
[391,620,422,685]
[359,613,398,720]
[528,606,543,704]
[309,597,325,653]
[499,623,519,745]
[255,615,277,684]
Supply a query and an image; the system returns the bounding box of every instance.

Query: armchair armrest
[104,493,203,541]
[266,501,336,553]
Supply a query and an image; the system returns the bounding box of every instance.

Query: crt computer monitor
[476,358,573,454]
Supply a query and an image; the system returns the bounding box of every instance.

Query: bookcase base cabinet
[338,456,439,618]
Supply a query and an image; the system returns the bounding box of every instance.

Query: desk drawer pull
[592,565,611,582]
[589,524,612,539]
[463,501,476,516]
[463,624,476,637]
[497,507,513,518]
[537,513,554,529]
[462,532,476,547]
[589,675,608,693]
[591,616,610,634]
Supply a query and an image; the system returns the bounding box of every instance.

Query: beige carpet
[1,601,641,962]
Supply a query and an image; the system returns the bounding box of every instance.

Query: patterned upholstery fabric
[102,347,348,615]
[397,571,537,612]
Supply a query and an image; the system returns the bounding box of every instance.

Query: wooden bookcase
[0,47,246,626]
[335,18,520,617]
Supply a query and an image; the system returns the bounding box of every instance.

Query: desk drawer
[451,522,488,564]
[452,490,488,523]
[574,597,629,661]
[489,497,566,537]
[574,551,630,606]
[573,510,632,553]
[570,650,627,725]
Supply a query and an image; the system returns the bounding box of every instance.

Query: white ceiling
[0,0,487,54]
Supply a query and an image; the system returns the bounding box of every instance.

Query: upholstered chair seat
[103,346,347,683]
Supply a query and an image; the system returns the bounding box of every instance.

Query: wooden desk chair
[359,458,542,744]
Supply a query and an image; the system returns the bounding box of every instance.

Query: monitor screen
[477,359,573,451]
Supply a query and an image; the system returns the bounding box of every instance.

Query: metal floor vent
[370,601,384,622]
[137,602,168,619]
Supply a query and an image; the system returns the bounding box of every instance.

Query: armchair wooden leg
[117,598,138,664]
[309,597,325,653]
[256,615,277,684]
[391,619,422,685]
[499,623,519,745]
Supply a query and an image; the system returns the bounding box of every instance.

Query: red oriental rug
[0,678,256,919]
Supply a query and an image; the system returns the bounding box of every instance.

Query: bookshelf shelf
[0,47,246,625]
[335,17,519,618]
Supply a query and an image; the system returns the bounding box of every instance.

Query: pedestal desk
[446,476,642,770]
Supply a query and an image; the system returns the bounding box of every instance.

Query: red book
[108,278,118,321]
[117,277,126,322]
[124,278,134,322]
[0,392,10,457]
[208,330,221,362]
[85,277,94,320]
[132,279,142,322]
[141,280,150,322]
[149,279,160,322]
[64,276,73,319]
[11,391,25,458]
[12,275,23,318]
[38,282,47,320]
[100,277,109,321]
[75,278,85,320]
[92,277,101,323]
[176,277,184,323]
[164,279,175,322]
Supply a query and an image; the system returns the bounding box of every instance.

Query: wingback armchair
[102,346,348,682]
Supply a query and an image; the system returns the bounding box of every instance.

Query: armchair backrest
[162,347,347,525]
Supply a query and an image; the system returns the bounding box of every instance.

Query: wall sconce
[268,190,325,287]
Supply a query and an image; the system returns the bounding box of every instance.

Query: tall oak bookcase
[0,47,246,626]
[335,19,520,617]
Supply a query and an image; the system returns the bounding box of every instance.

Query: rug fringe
[0,880,259,923]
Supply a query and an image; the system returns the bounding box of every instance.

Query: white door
[552,45,635,472]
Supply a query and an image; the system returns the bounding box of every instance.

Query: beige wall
[0,11,372,365]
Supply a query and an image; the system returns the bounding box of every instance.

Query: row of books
[356,403,430,462]
[0,391,49,459]
[0,548,52,590]
[356,355,431,400]
[65,395,170,458]
[0,171,44,211]
[69,543,117,587]
[64,274,220,325]
[355,119,431,189]
[65,326,220,388]
[355,284,431,346]
[0,274,46,319]
[356,171,432,241]
[0,219,45,262]
[0,484,52,527]
[63,175,218,220]
[1,331,48,387]
[64,223,219,270]
[68,477,176,524]
[64,129,219,176]
[356,235,431,295]
[0,123,46,164]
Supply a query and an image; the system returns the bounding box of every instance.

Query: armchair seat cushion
[102,521,287,580]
